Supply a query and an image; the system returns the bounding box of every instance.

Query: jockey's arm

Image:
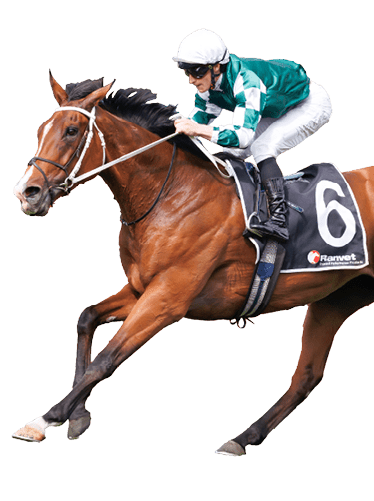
[174,118,213,140]
[174,113,255,149]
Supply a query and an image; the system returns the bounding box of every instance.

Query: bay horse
[13,74,374,455]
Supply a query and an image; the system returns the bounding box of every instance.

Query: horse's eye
[66,127,78,137]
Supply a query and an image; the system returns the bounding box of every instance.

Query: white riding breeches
[223,81,332,164]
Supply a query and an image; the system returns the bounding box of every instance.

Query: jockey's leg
[250,157,289,242]
[251,82,332,170]
[249,82,331,242]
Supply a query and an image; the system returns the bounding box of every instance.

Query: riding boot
[250,177,289,242]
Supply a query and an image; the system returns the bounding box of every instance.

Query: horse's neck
[94,109,232,229]
[96,111,183,221]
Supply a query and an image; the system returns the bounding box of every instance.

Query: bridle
[28,107,106,204]
[28,104,230,221]
[27,105,181,223]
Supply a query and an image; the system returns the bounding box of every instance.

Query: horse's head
[14,73,113,216]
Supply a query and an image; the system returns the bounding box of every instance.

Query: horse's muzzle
[14,181,52,217]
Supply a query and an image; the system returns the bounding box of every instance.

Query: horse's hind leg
[217,275,374,456]
[68,284,139,439]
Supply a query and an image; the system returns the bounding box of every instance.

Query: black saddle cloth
[229,160,368,273]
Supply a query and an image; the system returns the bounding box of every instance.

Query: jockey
[173,29,332,242]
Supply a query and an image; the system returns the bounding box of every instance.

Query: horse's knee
[85,352,116,381]
[77,306,99,336]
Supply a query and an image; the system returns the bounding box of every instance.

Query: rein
[120,143,177,226]
[30,106,180,192]
[29,104,231,219]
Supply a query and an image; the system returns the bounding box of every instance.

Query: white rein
[55,106,231,190]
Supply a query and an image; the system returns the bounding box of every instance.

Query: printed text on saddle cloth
[280,163,368,272]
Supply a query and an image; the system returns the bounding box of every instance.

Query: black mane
[65,79,207,160]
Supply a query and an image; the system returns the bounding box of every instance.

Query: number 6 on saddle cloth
[227,159,368,324]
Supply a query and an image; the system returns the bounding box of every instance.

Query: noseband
[28,107,106,204]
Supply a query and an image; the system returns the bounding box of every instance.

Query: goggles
[178,62,212,79]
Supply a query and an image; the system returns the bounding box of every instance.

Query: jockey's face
[188,63,221,93]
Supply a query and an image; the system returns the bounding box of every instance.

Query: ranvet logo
[307,250,320,264]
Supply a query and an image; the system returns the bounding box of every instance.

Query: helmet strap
[209,65,216,90]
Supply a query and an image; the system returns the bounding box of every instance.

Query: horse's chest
[127,264,145,294]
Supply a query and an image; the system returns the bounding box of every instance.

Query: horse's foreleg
[12,284,139,442]
[13,270,199,442]
[68,284,139,439]
[73,284,139,387]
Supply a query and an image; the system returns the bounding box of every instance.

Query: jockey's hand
[174,118,213,141]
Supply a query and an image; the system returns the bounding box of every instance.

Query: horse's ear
[79,80,116,112]
[49,71,68,106]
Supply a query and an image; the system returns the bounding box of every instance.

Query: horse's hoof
[68,413,91,440]
[215,440,246,456]
[12,425,45,443]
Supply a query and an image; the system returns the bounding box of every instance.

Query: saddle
[225,158,368,324]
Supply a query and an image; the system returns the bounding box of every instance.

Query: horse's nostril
[24,186,41,199]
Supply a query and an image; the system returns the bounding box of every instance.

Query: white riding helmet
[173,29,230,66]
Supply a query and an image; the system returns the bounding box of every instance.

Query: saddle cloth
[228,161,369,273]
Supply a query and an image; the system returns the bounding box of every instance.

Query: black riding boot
[251,176,289,242]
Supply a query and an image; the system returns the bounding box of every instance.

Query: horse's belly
[186,260,253,320]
